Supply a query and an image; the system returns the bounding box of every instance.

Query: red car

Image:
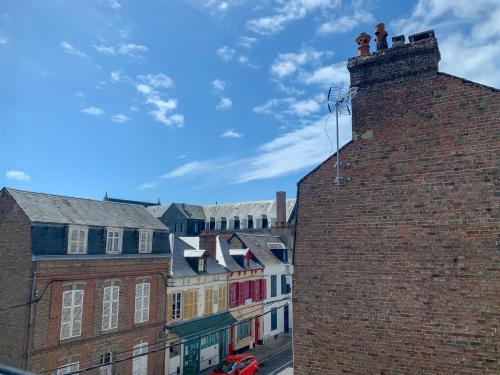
[211,354,259,375]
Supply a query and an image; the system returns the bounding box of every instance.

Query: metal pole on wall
[335,102,340,186]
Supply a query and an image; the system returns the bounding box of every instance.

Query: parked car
[210,354,259,375]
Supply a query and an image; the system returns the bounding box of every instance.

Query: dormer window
[198,257,206,272]
[247,215,254,229]
[106,228,123,254]
[139,229,153,253]
[262,215,268,229]
[68,226,87,254]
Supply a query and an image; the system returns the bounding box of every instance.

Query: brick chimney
[276,191,286,228]
[348,28,441,135]
[199,232,217,261]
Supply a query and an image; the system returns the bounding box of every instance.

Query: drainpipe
[24,263,37,371]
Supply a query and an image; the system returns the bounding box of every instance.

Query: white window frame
[134,282,150,324]
[138,230,153,253]
[102,285,120,331]
[99,352,113,375]
[60,289,84,340]
[57,362,80,375]
[198,257,206,272]
[172,291,182,321]
[106,228,123,254]
[67,226,88,254]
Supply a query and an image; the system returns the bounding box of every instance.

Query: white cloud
[317,9,374,35]
[0,36,8,45]
[270,48,333,79]
[253,97,295,115]
[6,170,30,181]
[118,30,128,38]
[254,96,322,118]
[211,79,226,91]
[138,182,156,190]
[135,73,184,127]
[288,99,321,117]
[221,129,243,138]
[138,73,173,89]
[162,161,208,179]
[216,97,233,110]
[391,0,500,88]
[129,105,140,112]
[238,36,257,48]
[247,0,341,35]
[217,45,236,61]
[94,45,115,55]
[82,106,105,116]
[110,70,122,82]
[235,115,351,183]
[298,62,349,87]
[60,41,88,58]
[111,114,130,123]
[74,91,86,99]
[118,43,148,57]
[109,0,121,9]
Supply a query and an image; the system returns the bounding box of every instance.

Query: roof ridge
[6,187,152,210]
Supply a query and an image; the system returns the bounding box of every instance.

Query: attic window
[68,226,88,254]
[233,217,240,230]
[247,215,254,229]
[267,243,286,250]
[198,257,206,272]
[220,217,227,231]
[262,215,268,229]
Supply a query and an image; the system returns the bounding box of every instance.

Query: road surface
[258,343,293,375]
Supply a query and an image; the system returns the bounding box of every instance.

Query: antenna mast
[327,86,359,185]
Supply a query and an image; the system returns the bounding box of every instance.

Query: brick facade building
[293,29,499,374]
[0,188,171,374]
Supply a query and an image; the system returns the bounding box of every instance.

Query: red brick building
[0,188,171,374]
[293,29,499,374]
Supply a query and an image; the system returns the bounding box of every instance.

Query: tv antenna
[327,86,359,185]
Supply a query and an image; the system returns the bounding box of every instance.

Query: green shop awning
[168,312,237,340]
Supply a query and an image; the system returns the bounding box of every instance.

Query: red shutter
[261,279,266,300]
[229,283,237,308]
[238,282,244,305]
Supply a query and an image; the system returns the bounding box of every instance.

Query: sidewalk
[200,335,292,374]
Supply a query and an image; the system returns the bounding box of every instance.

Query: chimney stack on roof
[356,32,372,57]
[276,191,286,228]
[199,232,217,261]
[375,23,388,50]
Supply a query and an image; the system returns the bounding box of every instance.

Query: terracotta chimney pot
[356,32,372,57]
[375,23,388,50]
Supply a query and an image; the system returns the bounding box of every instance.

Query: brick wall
[29,257,169,374]
[0,189,32,368]
[293,35,499,374]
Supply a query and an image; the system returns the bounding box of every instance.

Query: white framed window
[172,292,182,321]
[102,285,119,331]
[134,282,150,323]
[99,352,113,375]
[68,226,87,254]
[139,230,153,253]
[57,362,79,375]
[106,228,122,254]
[198,257,206,272]
[60,289,84,340]
[132,342,148,375]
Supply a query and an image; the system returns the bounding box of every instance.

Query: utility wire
[40,303,291,375]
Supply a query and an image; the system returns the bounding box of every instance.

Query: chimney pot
[356,32,372,57]
[392,35,405,46]
[374,23,388,50]
[409,29,435,43]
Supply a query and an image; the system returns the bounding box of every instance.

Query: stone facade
[293,32,499,374]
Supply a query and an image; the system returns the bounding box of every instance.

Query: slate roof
[104,196,160,207]
[170,234,227,277]
[5,188,167,230]
[148,199,296,222]
[230,233,289,267]
[216,236,262,272]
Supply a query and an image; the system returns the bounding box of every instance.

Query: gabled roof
[4,188,167,230]
[170,234,227,277]
[104,195,160,207]
[147,204,171,218]
[216,236,262,272]
[230,233,289,267]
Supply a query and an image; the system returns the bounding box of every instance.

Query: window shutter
[102,287,112,330]
[72,290,83,336]
[204,289,210,315]
[110,286,119,329]
[193,290,198,317]
[134,284,143,323]
[261,279,266,300]
[60,291,72,339]
[142,283,150,322]
[167,293,173,323]
[238,282,244,305]
[250,280,255,301]
[182,291,190,320]
[219,285,226,310]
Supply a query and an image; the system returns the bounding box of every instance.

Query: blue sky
[1,0,499,204]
